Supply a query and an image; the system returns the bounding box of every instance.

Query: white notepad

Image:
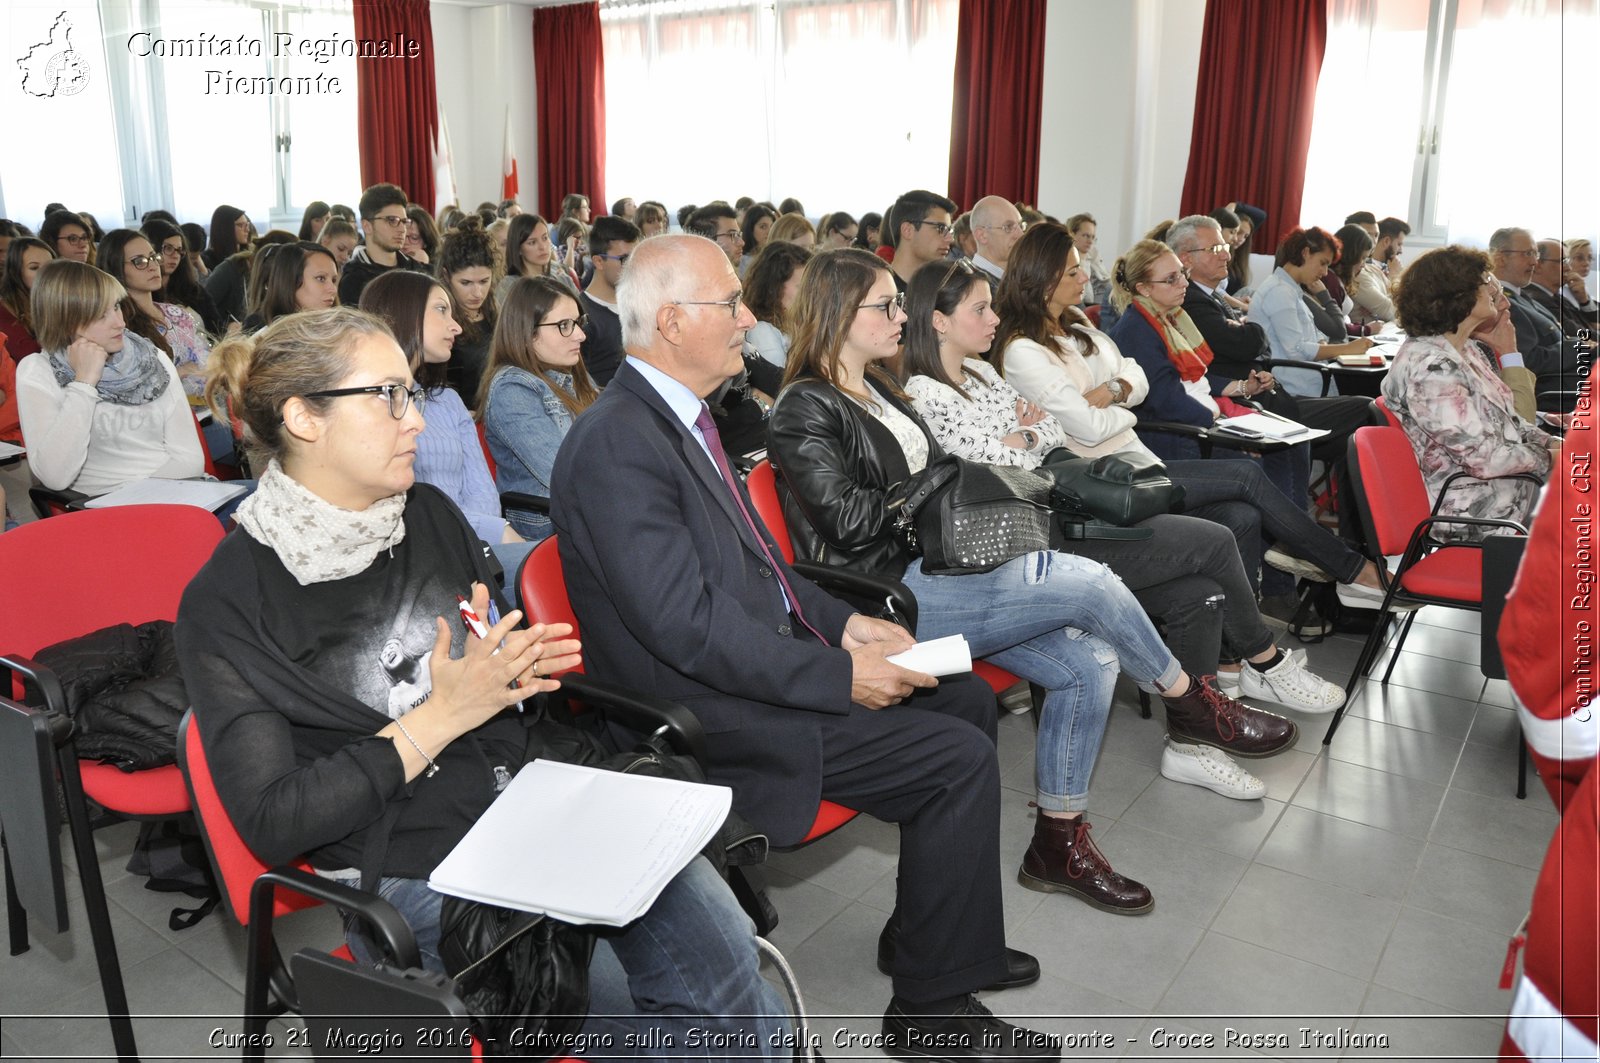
[1214,413,1330,443]
[887,634,973,677]
[427,760,732,926]
[0,441,23,459]
[82,477,246,512]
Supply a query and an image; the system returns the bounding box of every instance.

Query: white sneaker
[1238,652,1346,715]
[1264,547,1334,583]
[1216,649,1305,696]
[1160,740,1267,800]
[1336,580,1423,613]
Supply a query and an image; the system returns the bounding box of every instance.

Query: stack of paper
[428,760,731,926]
[0,441,24,460]
[83,478,246,512]
[1214,413,1330,443]
[887,634,973,677]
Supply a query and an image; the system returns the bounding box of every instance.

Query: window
[601,0,958,216]
[1299,0,1594,247]
[2,0,128,228]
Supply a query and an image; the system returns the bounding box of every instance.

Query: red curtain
[532,3,607,221]
[947,0,1047,210]
[1179,0,1328,247]
[353,0,438,208]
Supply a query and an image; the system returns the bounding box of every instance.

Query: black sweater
[175,485,530,881]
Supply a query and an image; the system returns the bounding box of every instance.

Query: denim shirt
[1247,267,1325,397]
[482,365,576,540]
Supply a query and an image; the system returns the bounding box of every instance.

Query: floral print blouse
[904,359,1068,469]
[1381,333,1551,541]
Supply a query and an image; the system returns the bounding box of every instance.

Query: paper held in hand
[1213,412,1330,443]
[886,634,972,677]
[427,760,731,926]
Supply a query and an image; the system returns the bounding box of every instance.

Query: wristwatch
[1106,378,1126,403]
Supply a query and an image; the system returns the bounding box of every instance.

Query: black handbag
[889,456,1148,576]
[1038,449,1184,526]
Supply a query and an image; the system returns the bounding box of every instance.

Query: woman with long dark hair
[738,204,776,276]
[242,241,341,333]
[1246,227,1377,397]
[203,205,250,272]
[297,201,331,241]
[142,218,225,336]
[478,277,596,541]
[359,272,531,582]
[768,248,1305,913]
[435,224,498,404]
[0,237,53,358]
[497,213,572,301]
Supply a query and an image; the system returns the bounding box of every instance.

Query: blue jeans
[902,552,1183,813]
[346,857,787,1062]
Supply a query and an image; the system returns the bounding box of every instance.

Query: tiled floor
[2,607,1555,1061]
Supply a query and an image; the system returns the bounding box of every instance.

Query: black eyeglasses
[59,233,90,246]
[536,315,590,337]
[858,292,907,319]
[126,253,161,269]
[598,252,630,265]
[672,294,744,318]
[910,220,951,237]
[370,214,409,228]
[303,382,425,419]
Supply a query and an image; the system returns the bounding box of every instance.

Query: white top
[854,390,929,473]
[997,328,1150,459]
[904,359,1067,469]
[16,353,204,495]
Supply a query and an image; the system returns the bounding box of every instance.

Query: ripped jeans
[902,552,1184,814]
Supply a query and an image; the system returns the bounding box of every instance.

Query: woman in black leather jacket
[766,249,1296,916]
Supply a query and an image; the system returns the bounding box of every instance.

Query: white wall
[1037,0,1205,257]
[430,2,538,212]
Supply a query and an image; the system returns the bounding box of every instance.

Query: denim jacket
[482,366,577,540]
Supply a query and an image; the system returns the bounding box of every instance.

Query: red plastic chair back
[178,713,320,925]
[745,462,796,564]
[1349,426,1433,556]
[1373,396,1402,430]
[1084,304,1101,328]
[0,504,223,663]
[518,536,583,677]
[476,421,498,478]
[190,409,220,479]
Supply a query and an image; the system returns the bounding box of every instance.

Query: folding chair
[177,712,484,1060]
[1322,426,1533,744]
[0,504,224,1062]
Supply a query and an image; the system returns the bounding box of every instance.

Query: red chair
[0,505,223,1061]
[1323,426,1534,744]
[1372,395,1402,429]
[178,713,486,1060]
[745,461,1039,709]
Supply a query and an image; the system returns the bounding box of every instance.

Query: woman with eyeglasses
[40,210,93,264]
[819,211,858,251]
[0,237,54,358]
[767,248,1308,912]
[360,272,532,585]
[16,259,205,497]
[1381,247,1554,542]
[1065,213,1110,308]
[141,219,224,337]
[993,225,1388,694]
[901,257,1346,798]
[478,277,596,541]
[403,205,440,268]
[1246,227,1377,398]
[99,229,214,403]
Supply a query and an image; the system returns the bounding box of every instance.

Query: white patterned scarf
[234,459,407,585]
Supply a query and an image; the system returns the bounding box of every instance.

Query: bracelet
[392,717,439,778]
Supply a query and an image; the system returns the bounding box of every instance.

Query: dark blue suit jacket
[551,361,858,845]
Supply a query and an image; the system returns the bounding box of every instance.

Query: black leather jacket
[766,375,944,578]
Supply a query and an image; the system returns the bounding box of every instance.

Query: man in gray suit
[1492,226,1575,407]
[551,234,1056,1063]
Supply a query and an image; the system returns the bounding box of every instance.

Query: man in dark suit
[1523,237,1600,343]
[551,235,1056,1063]
[1492,227,1576,407]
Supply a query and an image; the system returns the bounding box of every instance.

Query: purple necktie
[693,406,827,643]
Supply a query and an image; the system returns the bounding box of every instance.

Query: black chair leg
[4,833,30,956]
[1380,611,1419,685]
[727,865,779,937]
[57,754,139,1062]
[1137,690,1152,720]
[1516,723,1528,800]
[1326,610,1392,744]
